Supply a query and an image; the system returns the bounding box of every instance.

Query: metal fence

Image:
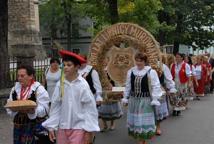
[9,57,50,86]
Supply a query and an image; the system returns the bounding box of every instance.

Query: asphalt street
[1,94,214,144]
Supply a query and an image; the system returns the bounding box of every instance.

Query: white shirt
[194,65,202,80]
[42,75,100,132]
[162,64,177,93]
[46,68,61,100]
[123,66,162,105]
[7,82,50,119]
[78,65,103,102]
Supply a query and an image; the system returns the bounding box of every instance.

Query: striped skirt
[127,97,156,140]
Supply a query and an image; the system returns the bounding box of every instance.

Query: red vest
[171,62,189,84]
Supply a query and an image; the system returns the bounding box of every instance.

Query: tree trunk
[173,41,179,54]
[61,0,72,50]
[0,0,10,89]
[66,15,72,50]
[173,12,183,54]
[157,11,170,46]
[107,0,119,24]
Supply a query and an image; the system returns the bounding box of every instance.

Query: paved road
[1,94,214,144]
[96,94,214,144]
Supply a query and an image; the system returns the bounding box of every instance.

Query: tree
[82,0,162,35]
[158,0,214,54]
[107,0,119,24]
[0,0,10,89]
[184,0,214,51]
[39,0,82,50]
[119,0,162,34]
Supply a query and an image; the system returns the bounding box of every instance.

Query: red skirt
[194,79,205,96]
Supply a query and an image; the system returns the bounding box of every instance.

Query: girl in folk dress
[155,54,177,135]
[193,55,207,99]
[170,53,191,116]
[203,55,212,94]
[122,53,162,144]
[184,55,197,99]
[98,58,123,132]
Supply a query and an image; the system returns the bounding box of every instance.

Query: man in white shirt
[42,50,100,144]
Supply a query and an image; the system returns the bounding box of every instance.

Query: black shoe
[193,97,200,101]
[172,110,177,116]
[176,111,181,116]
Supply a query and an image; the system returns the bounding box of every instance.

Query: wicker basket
[4,100,37,111]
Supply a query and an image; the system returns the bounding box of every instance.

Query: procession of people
[5,47,214,144]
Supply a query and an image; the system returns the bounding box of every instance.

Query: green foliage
[39,0,214,51]
[80,0,162,35]
[159,0,214,50]
[79,0,111,35]
[183,0,214,50]
[39,0,83,38]
[119,0,162,34]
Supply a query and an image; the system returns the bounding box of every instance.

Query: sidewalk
[0,111,13,144]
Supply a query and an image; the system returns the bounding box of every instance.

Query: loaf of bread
[4,100,37,111]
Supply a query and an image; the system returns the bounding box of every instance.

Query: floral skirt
[127,97,156,140]
[98,102,123,121]
[171,80,188,110]
[155,95,169,121]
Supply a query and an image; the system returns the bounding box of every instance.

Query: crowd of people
[5,50,214,144]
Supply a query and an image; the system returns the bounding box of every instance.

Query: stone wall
[8,0,46,60]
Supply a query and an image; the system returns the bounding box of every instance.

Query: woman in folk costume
[170,53,191,116]
[202,55,212,94]
[155,54,177,135]
[6,65,50,144]
[98,57,123,132]
[122,53,162,144]
[184,55,197,99]
[42,50,100,144]
[193,55,207,100]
